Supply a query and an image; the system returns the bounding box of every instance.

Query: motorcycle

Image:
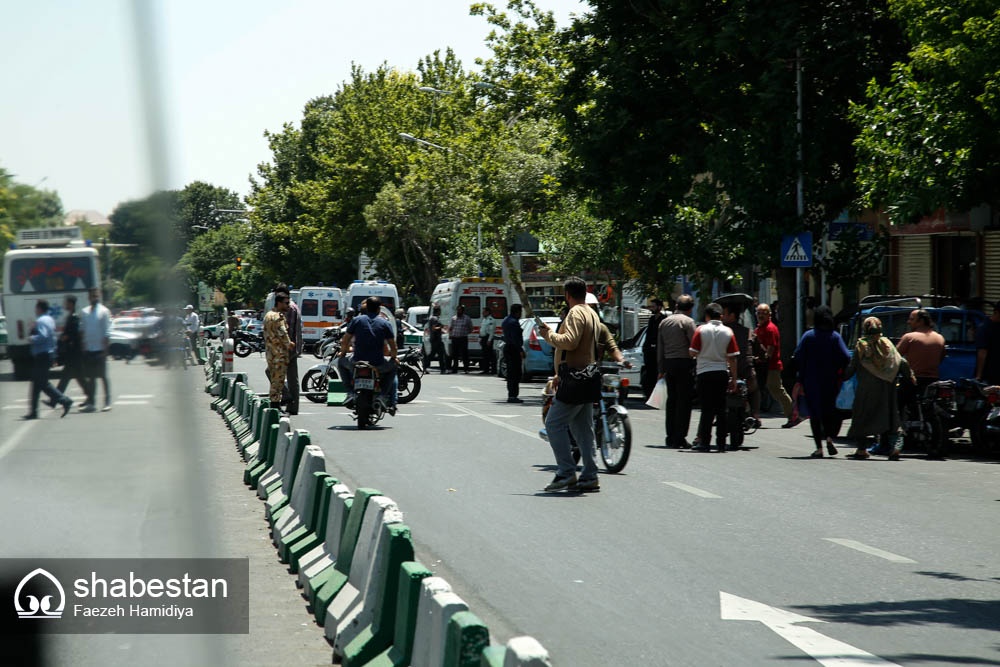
[301,341,342,403]
[726,378,758,449]
[313,326,342,360]
[233,330,265,358]
[395,346,424,405]
[900,380,949,458]
[971,384,1000,454]
[539,363,633,474]
[349,361,395,429]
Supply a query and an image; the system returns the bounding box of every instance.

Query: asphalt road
[241,352,1000,666]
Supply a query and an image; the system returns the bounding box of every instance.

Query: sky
[1,0,587,215]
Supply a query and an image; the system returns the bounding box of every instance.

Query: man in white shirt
[689,302,739,452]
[183,305,201,365]
[80,287,112,412]
[478,311,497,374]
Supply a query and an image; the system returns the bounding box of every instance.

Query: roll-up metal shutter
[898,236,932,295]
[984,232,1000,304]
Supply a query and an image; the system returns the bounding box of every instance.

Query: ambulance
[296,286,343,348]
[425,277,509,361]
[345,280,400,313]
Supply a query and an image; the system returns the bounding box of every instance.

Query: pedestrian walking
[846,316,915,461]
[502,304,525,402]
[689,303,739,452]
[449,305,473,373]
[755,303,798,427]
[641,299,666,398]
[53,294,87,402]
[974,301,1000,384]
[539,277,602,491]
[80,287,112,412]
[183,305,200,365]
[424,305,448,374]
[25,300,72,419]
[479,310,497,374]
[722,303,761,430]
[276,284,302,415]
[657,294,697,448]
[791,305,850,458]
[263,293,295,406]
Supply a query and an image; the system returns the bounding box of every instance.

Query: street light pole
[417,85,454,133]
[795,48,805,343]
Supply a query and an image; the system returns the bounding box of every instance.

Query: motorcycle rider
[337,297,398,414]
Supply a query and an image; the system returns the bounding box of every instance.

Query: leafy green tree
[816,226,889,311]
[178,222,269,306]
[0,166,64,260]
[852,0,1000,223]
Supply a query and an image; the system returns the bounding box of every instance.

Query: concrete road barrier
[338,523,415,666]
[243,405,277,463]
[362,561,433,667]
[324,496,403,646]
[271,445,327,545]
[480,637,553,667]
[237,397,262,454]
[298,483,352,595]
[444,611,490,667]
[258,427,293,500]
[265,431,311,524]
[311,488,381,625]
[247,417,290,489]
[411,579,467,667]
[242,397,272,460]
[281,472,336,569]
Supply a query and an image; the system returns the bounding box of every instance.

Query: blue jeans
[545,398,597,480]
[338,355,398,406]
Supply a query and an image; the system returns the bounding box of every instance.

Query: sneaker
[544,474,578,491]
[781,417,803,429]
[507,397,523,403]
[101,404,112,412]
[79,404,97,413]
[62,400,73,418]
[575,477,600,492]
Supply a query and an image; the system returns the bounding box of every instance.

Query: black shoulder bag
[555,311,602,405]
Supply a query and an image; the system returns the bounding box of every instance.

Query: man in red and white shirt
[689,302,739,452]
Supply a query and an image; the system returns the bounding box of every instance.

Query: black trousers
[30,353,67,415]
[663,358,696,446]
[641,348,658,398]
[56,358,88,396]
[284,353,299,414]
[451,337,470,371]
[696,370,729,448]
[427,339,448,373]
[480,337,496,373]
[504,349,523,398]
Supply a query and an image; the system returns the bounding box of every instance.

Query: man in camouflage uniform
[263,293,295,405]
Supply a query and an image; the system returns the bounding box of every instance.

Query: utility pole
[795,48,805,343]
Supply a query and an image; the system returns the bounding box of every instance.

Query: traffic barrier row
[208,366,553,666]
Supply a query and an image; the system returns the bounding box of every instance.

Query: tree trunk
[776,266,798,388]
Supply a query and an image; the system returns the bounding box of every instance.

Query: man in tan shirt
[538,277,602,492]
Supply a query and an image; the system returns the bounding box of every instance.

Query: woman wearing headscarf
[845,316,916,460]
[793,305,851,457]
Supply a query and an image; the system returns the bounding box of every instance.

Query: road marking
[448,403,540,440]
[823,538,917,564]
[118,394,154,399]
[450,386,482,393]
[488,414,520,418]
[662,481,722,499]
[720,592,900,666]
[0,420,37,463]
[433,414,469,418]
[114,400,150,405]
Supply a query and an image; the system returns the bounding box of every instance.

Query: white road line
[721,592,901,666]
[114,400,150,405]
[118,394,155,399]
[662,481,722,499]
[823,538,916,564]
[3,406,25,410]
[448,403,541,440]
[433,414,469,418]
[450,386,482,393]
[0,420,37,463]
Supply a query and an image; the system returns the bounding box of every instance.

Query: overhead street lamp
[416,85,454,132]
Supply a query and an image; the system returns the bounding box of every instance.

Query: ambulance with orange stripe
[295,286,343,349]
[425,277,510,362]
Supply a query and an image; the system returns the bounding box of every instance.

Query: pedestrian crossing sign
[780,233,812,267]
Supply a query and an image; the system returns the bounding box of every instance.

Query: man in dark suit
[52,294,87,403]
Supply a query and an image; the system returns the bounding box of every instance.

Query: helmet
[585,292,599,306]
[346,307,356,316]
[395,308,405,318]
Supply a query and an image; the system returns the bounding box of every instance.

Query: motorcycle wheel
[234,341,252,358]
[357,391,370,430]
[397,365,421,404]
[302,369,328,404]
[314,342,326,359]
[598,411,632,473]
[728,407,745,448]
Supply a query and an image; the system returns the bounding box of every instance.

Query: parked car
[201,321,226,339]
[619,328,646,396]
[242,318,263,334]
[399,319,423,347]
[494,316,561,381]
[108,318,144,360]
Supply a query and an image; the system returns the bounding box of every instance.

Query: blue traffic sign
[780,233,812,267]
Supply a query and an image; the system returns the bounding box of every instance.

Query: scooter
[233,330,265,358]
[301,341,342,403]
[900,380,948,458]
[395,346,424,404]
[349,361,395,429]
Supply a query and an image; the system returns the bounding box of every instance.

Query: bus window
[322,300,339,317]
[9,257,95,293]
[459,296,481,318]
[486,297,507,318]
[301,299,319,317]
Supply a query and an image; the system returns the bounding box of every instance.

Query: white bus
[345,280,400,313]
[425,277,509,361]
[2,227,100,379]
[296,286,343,347]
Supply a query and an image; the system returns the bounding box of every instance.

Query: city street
[236,352,1000,666]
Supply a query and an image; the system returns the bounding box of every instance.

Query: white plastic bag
[646,378,667,409]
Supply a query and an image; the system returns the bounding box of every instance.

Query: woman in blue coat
[793,305,851,457]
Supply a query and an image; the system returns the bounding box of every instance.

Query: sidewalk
[0,358,328,666]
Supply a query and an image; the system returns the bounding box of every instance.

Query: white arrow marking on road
[662,481,722,498]
[720,592,901,667]
[450,386,482,393]
[823,538,916,564]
